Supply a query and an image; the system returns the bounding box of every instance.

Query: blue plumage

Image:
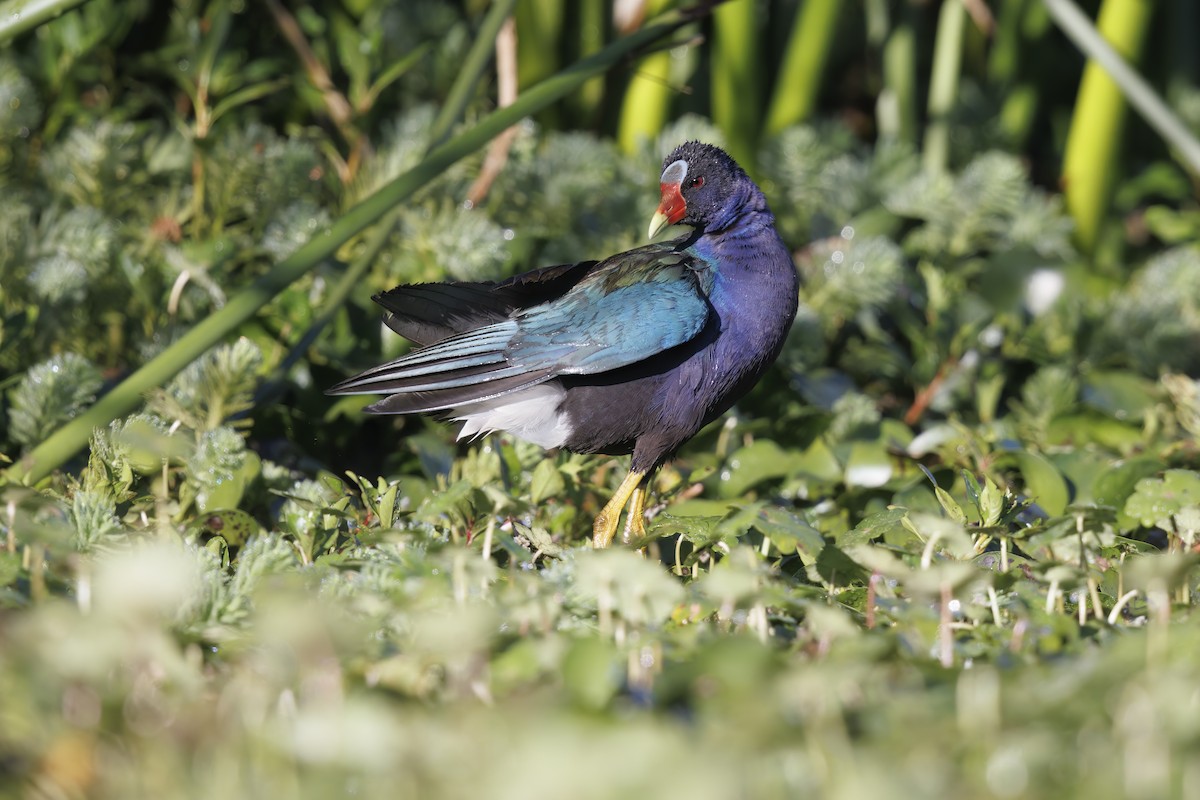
[328,142,799,547]
[508,248,710,374]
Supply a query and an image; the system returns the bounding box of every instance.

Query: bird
[328,141,799,549]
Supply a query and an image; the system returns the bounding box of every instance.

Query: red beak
[658,182,686,224]
[649,182,686,238]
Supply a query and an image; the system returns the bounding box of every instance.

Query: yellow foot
[592,469,646,548]
[621,484,648,545]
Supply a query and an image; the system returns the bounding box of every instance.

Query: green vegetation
[2,0,1200,797]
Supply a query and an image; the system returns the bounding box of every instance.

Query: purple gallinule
[329,142,799,548]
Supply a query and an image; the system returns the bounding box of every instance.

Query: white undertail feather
[452,383,573,449]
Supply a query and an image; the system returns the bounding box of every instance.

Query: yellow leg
[592,469,646,549]
[621,483,648,544]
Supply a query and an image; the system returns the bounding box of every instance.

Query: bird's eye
[688,176,704,189]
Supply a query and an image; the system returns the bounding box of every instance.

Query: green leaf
[1081,371,1158,423]
[840,508,909,546]
[416,479,483,531]
[1142,204,1200,244]
[697,545,769,605]
[561,636,620,711]
[660,499,738,518]
[844,440,893,488]
[364,44,432,108]
[0,552,20,587]
[209,78,290,128]
[529,460,565,505]
[348,472,406,529]
[717,439,804,497]
[649,513,725,548]
[934,486,967,524]
[1125,470,1200,533]
[1015,450,1070,516]
[788,437,839,484]
[1121,551,1200,593]
[814,542,869,587]
[1047,411,1145,450]
[8,353,103,449]
[975,475,1007,527]
[750,505,824,558]
[518,524,565,558]
[1094,457,1164,510]
[904,511,974,559]
[112,415,190,476]
[194,508,259,547]
[571,548,684,625]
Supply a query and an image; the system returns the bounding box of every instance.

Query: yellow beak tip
[648,211,671,240]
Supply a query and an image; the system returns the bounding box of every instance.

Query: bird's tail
[325,321,554,414]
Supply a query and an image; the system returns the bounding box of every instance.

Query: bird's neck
[696,199,798,327]
[705,183,772,237]
[697,209,791,281]
[711,210,778,244]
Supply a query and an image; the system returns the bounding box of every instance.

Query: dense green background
[2,0,1200,797]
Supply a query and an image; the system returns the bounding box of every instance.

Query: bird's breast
[561,232,797,468]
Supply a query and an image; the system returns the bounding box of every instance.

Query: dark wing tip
[356,371,555,416]
[326,374,371,395]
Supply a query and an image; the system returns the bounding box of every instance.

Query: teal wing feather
[508,243,712,373]
[327,242,712,413]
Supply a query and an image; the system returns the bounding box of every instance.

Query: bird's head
[648,141,760,239]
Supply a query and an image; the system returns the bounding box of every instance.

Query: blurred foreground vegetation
[3,0,1200,797]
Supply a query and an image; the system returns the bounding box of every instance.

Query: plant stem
[265,0,356,136]
[763,0,842,137]
[879,2,919,147]
[616,0,680,153]
[428,0,519,149]
[711,0,761,171]
[0,0,93,44]
[258,215,400,405]
[1053,0,1158,256]
[1049,0,1200,174]
[989,0,1027,84]
[515,0,565,127]
[923,0,966,174]
[565,0,607,128]
[992,0,1051,149]
[617,46,672,152]
[466,16,521,206]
